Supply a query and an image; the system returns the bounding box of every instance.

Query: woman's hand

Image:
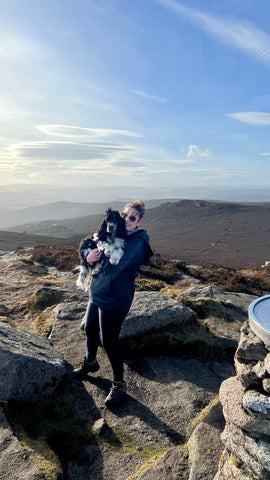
[86,248,99,264]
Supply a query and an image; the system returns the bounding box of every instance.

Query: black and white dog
[76,208,127,290]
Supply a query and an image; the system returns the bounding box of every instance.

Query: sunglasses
[121,212,138,222]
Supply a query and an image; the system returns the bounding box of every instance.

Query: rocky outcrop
[0,322,66,402]
[215,322,270,480]
[44,290,236,479]
[0,282,236,480]
[1,248,262,480]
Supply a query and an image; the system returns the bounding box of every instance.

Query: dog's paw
[76,265,91,291]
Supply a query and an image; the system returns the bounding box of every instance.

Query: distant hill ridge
[1,199,270,268]
[0,198,181,229]
[4,198,258,238]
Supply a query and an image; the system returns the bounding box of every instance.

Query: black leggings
[85,302,127,382]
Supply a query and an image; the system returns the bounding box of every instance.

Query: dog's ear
[78,234,91,253]
[98,219,108,241]
[106,207,112,216]
[117,216,127,238]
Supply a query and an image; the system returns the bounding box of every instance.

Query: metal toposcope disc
[248,295,270,346]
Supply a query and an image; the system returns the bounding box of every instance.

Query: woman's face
[122,207,142,232]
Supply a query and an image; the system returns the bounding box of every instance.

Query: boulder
[182,287,257,323]
[213,291,257,315]
[243,390,270,416]
[123,291,197,334]
[234,358,260,389]
[265,352,270,374]
[219,377,270,436]
[263,378,270,393]
[181,285,216,298]
[49,301,90,366]
[221,423,270,480]
[0,322,66,402]
[214,450,252,480]
[235,324,268,363]
[120,292,217,359]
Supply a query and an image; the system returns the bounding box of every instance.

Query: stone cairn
[214,321,270,480]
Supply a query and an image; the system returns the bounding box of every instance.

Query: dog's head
[105,208,121,234]
[98,208,127,240]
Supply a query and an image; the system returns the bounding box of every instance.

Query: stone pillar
[214,321,270,480]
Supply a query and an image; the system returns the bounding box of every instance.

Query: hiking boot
[105,381,126,406]
[72,358,100,379]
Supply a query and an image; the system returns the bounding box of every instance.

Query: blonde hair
[123,199,145,219]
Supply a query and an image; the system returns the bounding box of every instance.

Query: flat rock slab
[0,407,44,480]
[67,445,143,480]
[49,292,234,479]
[137,447,189,480]
[188,401,225,480]
[75,355,222,447]
[50,294,232,449]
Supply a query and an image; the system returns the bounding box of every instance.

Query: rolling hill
[1,199,270,268]
[0,230,75,252]
[0,199,180,229]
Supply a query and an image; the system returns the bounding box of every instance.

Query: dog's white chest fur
[76,208,127,291]
[99,237,125,264]
[76,237,125,291]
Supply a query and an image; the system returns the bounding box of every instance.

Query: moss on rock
[24,289,63,312]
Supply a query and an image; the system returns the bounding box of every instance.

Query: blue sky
[2,0,270,199]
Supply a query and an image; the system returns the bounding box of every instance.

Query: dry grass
[185,264,270,295]
[161,286,227,319]
[135,277,166,291]
[32,307,56,337]
[31,245,78,271]
[24,289,64,312]
[139,257,181,284]
[30,245,270,295]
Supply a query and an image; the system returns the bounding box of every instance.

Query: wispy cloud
[37,125,141,138]
[229,112,270,125]
[132,90,168,103]
[154,0,270,65]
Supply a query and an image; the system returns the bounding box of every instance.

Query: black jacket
[89,229,152,312]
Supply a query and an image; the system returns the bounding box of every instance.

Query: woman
[73,200,152,405]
